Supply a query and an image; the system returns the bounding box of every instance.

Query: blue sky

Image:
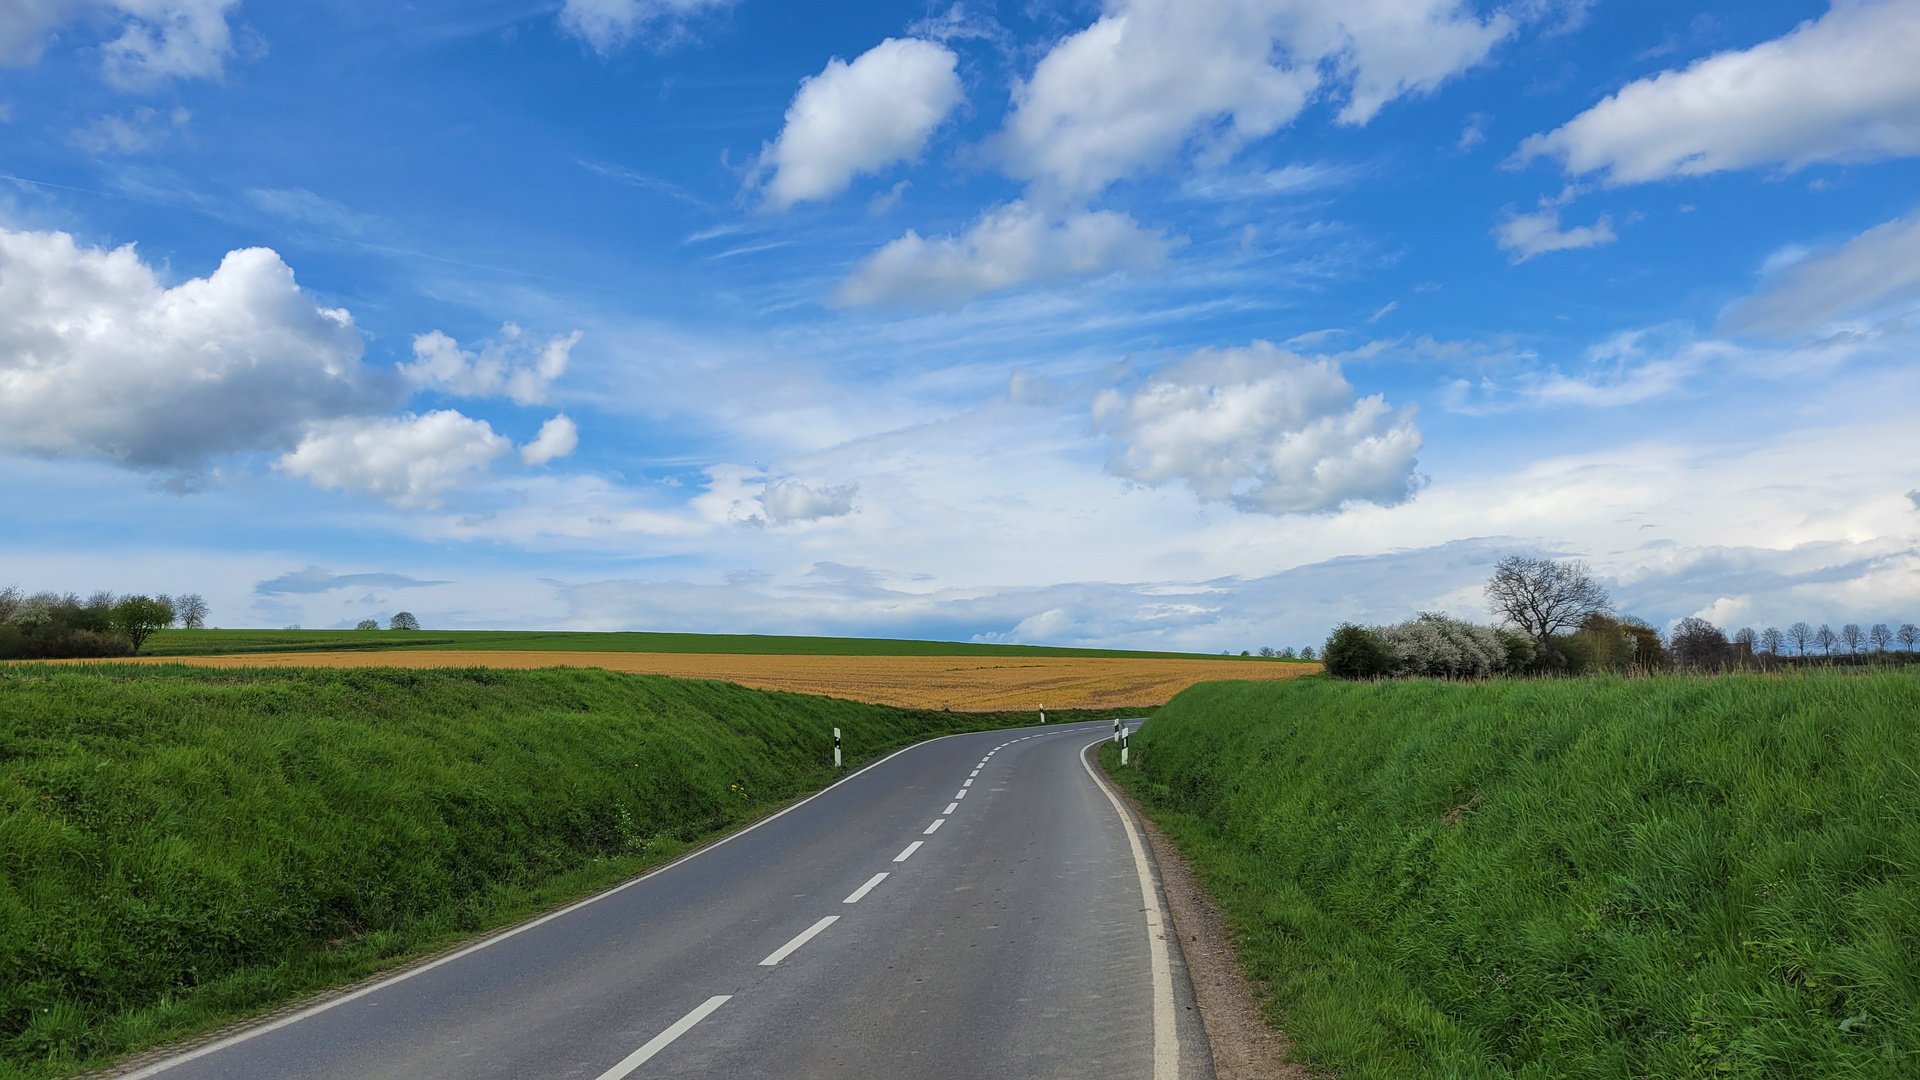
[2,0,1918,647]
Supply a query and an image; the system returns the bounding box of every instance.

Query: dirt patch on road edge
[1118,780,1315,1080]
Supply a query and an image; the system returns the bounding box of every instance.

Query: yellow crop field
[121,651,1320,710]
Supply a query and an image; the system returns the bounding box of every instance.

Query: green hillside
[0,663,1124,1078]
[1107,672,1920,1080]
[143,627,1281,661]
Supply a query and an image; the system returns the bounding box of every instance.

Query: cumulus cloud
[759,38,963,210]
[0,0,238,84]
[1493,206,1616,261]
[520,414,580,466]
[1092,341,1423,514]
[0,228,382,469]
[401,324,580,406]
[1515,0,1920,184]
[762,478,857,523]
[834,201,1174,307]
[277,410,512,508]
[557,0,731,53]
[996,0,1515,197]
[1723,209,1920,335]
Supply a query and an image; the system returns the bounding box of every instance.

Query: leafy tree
[175,594,209,630]
[1868,623,1892,653]
[355,619,380,631]
[1280,646,1297,659]
[1786,621,1814,656]
[1759,627,1784,655]
[1815,624,1837,658]
[1486,555,1610,642]
[1300,645,1316,661]
[1322,623,1391,679]
[110,595,175,652]
[1258,646,1275,657]
[0,586,20,624]
[1839,623,1864,656]
[390,611,421,631]
[1901,624,1920,653]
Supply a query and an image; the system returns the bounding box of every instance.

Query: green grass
[0,664,1136,1078]
[141,627,1292,660]
[1104,672,1920,1079]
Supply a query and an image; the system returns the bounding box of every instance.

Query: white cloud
[759,38,963,210]
[520,414,580,466]
[834,201,1174,307]
[762,478,857,523]
[277,410,512,508]
[67,105,188,154]
[1724,209,1920,335]
[1515,0,1920,184]
[1492,206,1616,261]
[1092,340,1424,514]
[995,0,1515,197]
[0,228,381,469]
[557,0,731,54]
[401,324,581,406]
[0,0,238,85]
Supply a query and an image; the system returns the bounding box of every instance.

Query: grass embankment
[144,628,1286,661]
[1106,673,1920,1079]
[0,664,1122,1078]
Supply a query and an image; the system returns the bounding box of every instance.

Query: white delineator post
[833,727,842,768]
[1112,717,1123,744]
[1039,703,1046,724]
[1120,725,1130,766]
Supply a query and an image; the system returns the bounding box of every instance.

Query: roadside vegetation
[1107,673,1920,1079]
[0,590,207,661]
[0,664,1124,1078]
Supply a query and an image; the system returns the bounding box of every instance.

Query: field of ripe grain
[120,651,1317,709]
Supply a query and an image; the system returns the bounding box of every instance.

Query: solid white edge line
[592,995,731,1080]
[1079,739,1179,1080]
[758,915,840,966]
[116,725,1106,1079]
[893,840,924,862]
[923,818,945,834]
[944,802,959,814]
[843,872,888,904]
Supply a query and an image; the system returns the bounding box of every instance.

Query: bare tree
[1902,624,1920,654]
[175,594,209,630]
[1786,621,1813,656]
[1839,623,1864,656]
[1671,617,1731,670]
[1486,555,1611,642]
[1759,627,1784,656]
[1815,624,1837,658]
[1868,623,1893,654]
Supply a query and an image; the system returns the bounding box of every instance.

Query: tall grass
[0,664,1100,1078]
[1107,672,1920,1079]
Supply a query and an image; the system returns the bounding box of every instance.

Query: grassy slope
[142,628,1294,661]
[1105,673,1920,1080]
[0,664,1131,1078]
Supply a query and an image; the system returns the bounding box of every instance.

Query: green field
[0,664,1130,1079]
[1106,672,1920,1079]
[143,627,1267,660]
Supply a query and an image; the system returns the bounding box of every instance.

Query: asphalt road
[129,719,1215,1080]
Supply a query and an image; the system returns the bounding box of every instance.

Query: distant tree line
[0,588,208,660]
[1320,554,1917,680]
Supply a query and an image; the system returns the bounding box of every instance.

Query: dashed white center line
[759,916,839,966]
[592,995,731,1080]
[923,818,945,834]
[843,872,888,904]
[944,802,959,814]
[969,770,979,777]
[962,779,973,787]
[893,840,924,862]
[954,788,968,798]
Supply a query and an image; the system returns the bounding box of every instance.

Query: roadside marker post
[1120,726,1130,767]
[1039,703,1046,724]
[1112,717,1123,744]
[833,728,842,769]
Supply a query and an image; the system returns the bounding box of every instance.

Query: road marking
[1080,741,1180,1080]
[944,802,959,814]
[760,915,840,966]
[844,872,888,903]
[955,788,968,798]
[969,770,979,777]
[893,840,923,862]
[593,995,731,1080]
[962,779,973,787]
[923,818,945,834]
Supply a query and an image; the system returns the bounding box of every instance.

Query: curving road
[126,720,1215,1080]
